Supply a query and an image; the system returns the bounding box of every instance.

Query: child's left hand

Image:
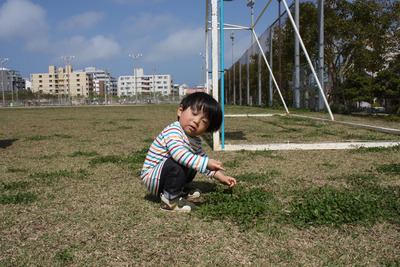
[214,172,237,188]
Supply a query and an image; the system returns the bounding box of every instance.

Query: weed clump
[286,185,400,228]
[200,186,279,231]
[0,192,37,204]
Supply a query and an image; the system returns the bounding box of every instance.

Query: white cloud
[59,11,105,31]
[145,28,204,63]
[56,35,121,63]
[0,0,49,47]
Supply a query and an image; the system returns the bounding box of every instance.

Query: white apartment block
[30,65,92,97]
[82,67,117,95]
[118,68,172,97]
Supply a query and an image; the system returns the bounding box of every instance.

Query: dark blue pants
[159,157,197,199]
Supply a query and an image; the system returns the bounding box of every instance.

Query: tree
[373,70,400,108]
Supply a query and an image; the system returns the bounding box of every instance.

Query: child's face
[177,105,209,137]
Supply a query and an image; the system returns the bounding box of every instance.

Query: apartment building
[30,65,92,97]
[0,68,25,94]
[81,67,117,95]
[118,68,172,97]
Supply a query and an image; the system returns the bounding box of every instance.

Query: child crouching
[141,92,237,212]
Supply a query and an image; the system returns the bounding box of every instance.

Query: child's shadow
[144,181,217,203]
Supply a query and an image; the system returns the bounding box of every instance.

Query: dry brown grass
[0,104,399,266]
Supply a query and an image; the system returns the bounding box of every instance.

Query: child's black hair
[178,92,222,133]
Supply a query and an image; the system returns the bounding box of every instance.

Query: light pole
[61,56,74,105]
[104,68,109,105]
[1,58,9,107]
[129,54,142,103]
[247,0,255,106]
[150,67,158,103]
[247,0,255,55]
[199,53,205,91]
[230,31,235,105]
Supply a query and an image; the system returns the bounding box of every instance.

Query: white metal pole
[1,58,8,107]
[211,0,220,150]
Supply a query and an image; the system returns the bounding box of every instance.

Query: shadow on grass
[0,139,18,149]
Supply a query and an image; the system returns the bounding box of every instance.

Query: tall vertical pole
[151,67,158,103]
[278,0,282,95]
[220,0,225,149]
[104,69,108,105]
[62,56,74,106]
[200,53,206,91]
[211,0,220,150]
[268,28,273,106]
[317,0,325,110]
[258,48,262,106]
[294,0,300,108]
[1,58,8,107]
[230,31,235,105]
[247,0,255,106]
[129,54,142,104]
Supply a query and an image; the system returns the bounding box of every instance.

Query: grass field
[1,104,399,266]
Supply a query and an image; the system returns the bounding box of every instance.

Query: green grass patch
[7,168,28,173]
[238,149,282,159]
[2,181,31,191]
[235,171,280,184]
[349,144,400,154]
[377,163,400,175]
[0,192,37,204]
[286,185,400,228]
[29,169,90,184]
[117,126,133,130]
[69,151,98,157]
[199,186,279,231]
[26,134,73,141]
[89,148,147,168]
[26,135,49,141]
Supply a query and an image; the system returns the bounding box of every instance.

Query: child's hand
[214,172,237,188]
[207,159,226,172]
[223,176,237,188]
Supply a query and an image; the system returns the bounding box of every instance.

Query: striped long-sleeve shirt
[141,121,215,195]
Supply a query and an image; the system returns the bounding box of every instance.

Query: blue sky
[0,0,281,88]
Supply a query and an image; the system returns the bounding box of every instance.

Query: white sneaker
[160,193,196,212]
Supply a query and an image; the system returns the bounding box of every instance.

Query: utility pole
[104,68,109,105]
[1,58,9,107]
[230,31,235,105]
[62,56,74,105]
[129,54,142,104]
[199,53,205,91]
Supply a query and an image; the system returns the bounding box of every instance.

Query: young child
[141,92,237,212]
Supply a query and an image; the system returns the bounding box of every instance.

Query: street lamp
[129,54,142,103]
[247,0,255,55]
[1,58,9,107]
[61,56,75,105]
